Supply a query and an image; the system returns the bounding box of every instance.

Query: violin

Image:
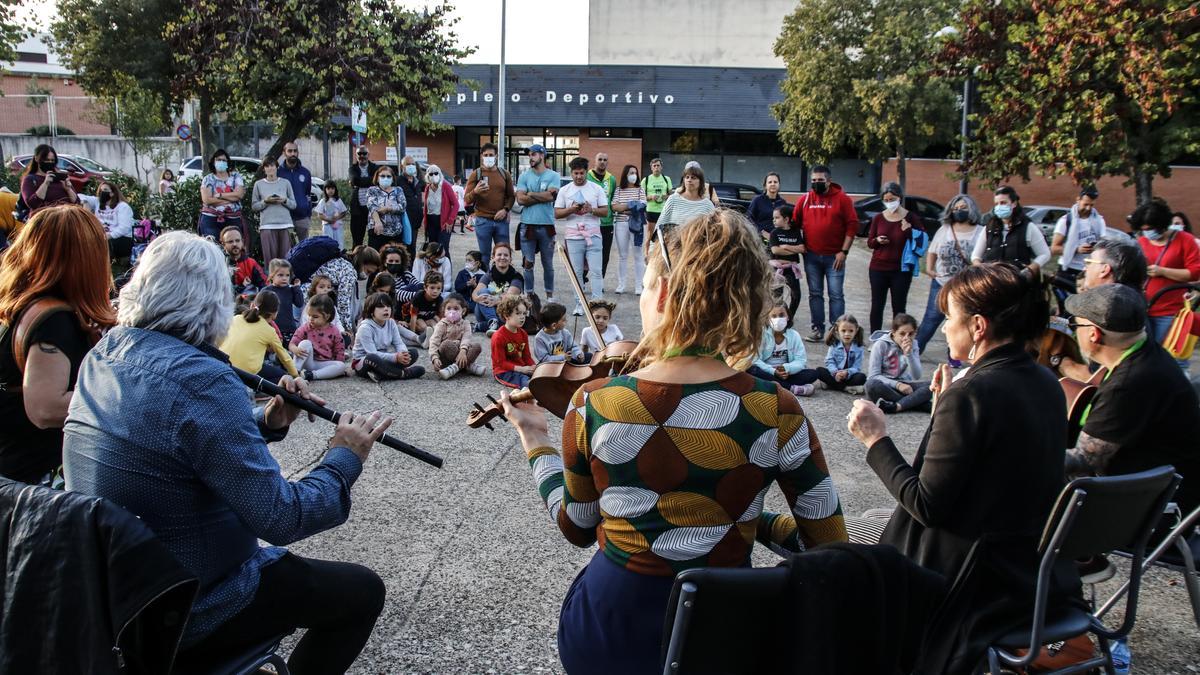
[1060,367,1107,446]
[467,244,639,430]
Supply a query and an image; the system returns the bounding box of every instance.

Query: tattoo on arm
[35,343,60,354]
[1066,431,1121,476]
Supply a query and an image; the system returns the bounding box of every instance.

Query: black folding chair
[986,467,1180,674]
[660,566,789,675]
[1097,502,1200,630]
[173,633,292,675]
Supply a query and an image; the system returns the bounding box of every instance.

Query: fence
[0,94,113,136]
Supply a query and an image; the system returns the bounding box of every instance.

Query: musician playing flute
[62,231,394,674]
[500,212,847,674]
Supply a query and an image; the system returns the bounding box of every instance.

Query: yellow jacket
[219,314,299,377]
[0,191,21,238]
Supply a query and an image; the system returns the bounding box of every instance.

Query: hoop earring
[968,342,978,361]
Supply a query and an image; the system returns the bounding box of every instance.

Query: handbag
[1163,300,1200,359]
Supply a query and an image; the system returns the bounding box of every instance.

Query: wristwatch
[841,249,850,255]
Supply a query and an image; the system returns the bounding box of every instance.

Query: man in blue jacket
[277,140,314,243]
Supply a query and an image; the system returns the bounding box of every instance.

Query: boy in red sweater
[491,294,535,387]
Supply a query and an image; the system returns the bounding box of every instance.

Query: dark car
[6,154,112,192]
[709,182,762,214]
[854,195,945,239]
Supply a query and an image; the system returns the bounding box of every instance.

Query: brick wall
[0,74,111,135]
[882,158,1200,229]
[578,130,642,176]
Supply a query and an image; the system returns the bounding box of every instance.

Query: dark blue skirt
[558,550,676,675]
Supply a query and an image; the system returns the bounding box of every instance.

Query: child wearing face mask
[866,313,931,414]
[747,303,820,396]
[817,314,867,394]
[429,293,486,379]
[455,250,486,315]
[412,242,453,294]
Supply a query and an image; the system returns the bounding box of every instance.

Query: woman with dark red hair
[0,205,115,484]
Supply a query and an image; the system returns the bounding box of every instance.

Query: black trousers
[357,350,419,379]
[868,269,914,333]
[600,226,614,277]
[816,367,867,391]
[176,553,385,675]
[350,205,368,249]
[781,268,803,327]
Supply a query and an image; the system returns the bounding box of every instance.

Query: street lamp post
[497,0,507,168]
[935,26,972,196]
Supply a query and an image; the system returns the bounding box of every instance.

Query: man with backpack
[465,142,515,264]
[1050,186,1107,291]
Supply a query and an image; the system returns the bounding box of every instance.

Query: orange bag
[1163,304,1199,360]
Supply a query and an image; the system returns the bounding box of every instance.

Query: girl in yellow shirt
[219,290,299,381]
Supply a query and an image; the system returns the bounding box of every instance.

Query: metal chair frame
[1097,502,1200,629]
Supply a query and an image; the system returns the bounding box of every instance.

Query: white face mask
[883,199,901,212]
[627,172,638,183]
[482,156,497,168]
[428,173,441,184]
[1170,223,1186,232]
[769,317,788,333]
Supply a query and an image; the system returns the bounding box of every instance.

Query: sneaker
[789,384,816,397]
[1076,555,1117,585]
[877,399,899,414]
[486,319,500,337]
[366,369,381,384]
[845,385,865,396]
[401,365,426,380]
[635,286,643,295]
[615,286,625,294]
[805,327,823,343]
[1110,638,1130,675]
[419,329,431,349]
[816,380,827,390]
[468,362,487,376]
[572,306,584,316]
[302,368,315,382]
[438,363,461,380]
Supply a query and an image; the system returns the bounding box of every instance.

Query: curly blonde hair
[632,209,770,367]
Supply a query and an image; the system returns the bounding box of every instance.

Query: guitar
[1060,367,1107,446]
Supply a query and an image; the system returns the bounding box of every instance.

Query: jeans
[176,553,384,675]
[520,223,556,296]
[1149,315,1189,369]
[916,279,944,354]
[198,213,246,245]
[816,367,867,391]
[747,365,820,388]
[612,220,645,292]
[474,292,499,328]
[566,235,603,309]
[803,253,846,332]
[865,378,933,412]
[367,231,404,253]
[474,217,510,265]
[868,269,914,333]
[496,369,530,388]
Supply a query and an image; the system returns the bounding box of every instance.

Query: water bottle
[1110,637,1131,675]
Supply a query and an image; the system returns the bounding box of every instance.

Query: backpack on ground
[287,235,342,282]
[133,218,160,244]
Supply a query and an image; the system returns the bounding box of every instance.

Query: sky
[20,0,590,64]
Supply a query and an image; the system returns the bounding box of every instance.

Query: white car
[1022,205,1072,242]
[178,155,324,205]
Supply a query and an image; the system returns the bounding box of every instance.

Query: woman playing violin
[500,210,847,675]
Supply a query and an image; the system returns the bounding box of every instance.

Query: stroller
[129,218,162,266]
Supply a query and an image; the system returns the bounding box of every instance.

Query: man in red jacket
[791,165,859,342]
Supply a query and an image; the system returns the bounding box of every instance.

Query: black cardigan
[867,342,1066,578]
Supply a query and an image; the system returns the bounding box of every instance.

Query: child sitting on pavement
[747,302,820,397]
[491,294,534,388]
[455,250,486,316]
[289,294,348,380]
[533,301,586,364]
[409,272,444,348]
[817,314,867,393]
[580,299,623,354]
[429,293,486,379]
[866,313,930,413]
[351,292,425,382]
[261,258,305,345]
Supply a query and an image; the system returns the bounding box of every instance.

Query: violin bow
[555,243,607,351]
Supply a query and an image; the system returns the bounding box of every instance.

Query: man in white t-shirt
[554,156,609,315]
[1050,186,1107,284]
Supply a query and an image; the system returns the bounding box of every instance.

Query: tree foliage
[166,0,471,162]
[940,0,1200,204]
[773,0,960,189]
[91,75,172,184]
[0,0,25,67]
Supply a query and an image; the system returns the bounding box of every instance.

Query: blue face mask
[993,204,1013,220]
[214,160,228,173]
[405,165,417,176]
[1170,223,1185,232]
[1142,228,1164,241]
[379,176,393,188]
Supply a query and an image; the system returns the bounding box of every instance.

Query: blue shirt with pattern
[62,326,363,646]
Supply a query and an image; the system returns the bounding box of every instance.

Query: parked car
[708,182,762,214]
[178,155,325,205]
[6,154,112,192]
[854,195,945,238]
[1022,205,1072,242]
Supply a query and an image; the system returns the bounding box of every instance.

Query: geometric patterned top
[526,371,847,576]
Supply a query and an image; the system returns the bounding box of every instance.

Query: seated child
[818,314,867,393]
[455,250,486,314]
[219,290,299,384]
[533,301,585,364]
[412,242,452,293]
[351,292,425,382]
[580,299,624,353]
[747,302,820,397]
[290,294,348,380]
[866,313,931,414]
[491,294,534,388]
[410,272,445,348]
[302,272,352,346]
[373,271,423,349]
[429,293,486,379]
[260,258,305,344]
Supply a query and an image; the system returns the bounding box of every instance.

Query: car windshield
[69,156,110,172]
[184,157,202,169]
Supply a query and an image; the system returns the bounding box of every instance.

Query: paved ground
[270,231,1198,673]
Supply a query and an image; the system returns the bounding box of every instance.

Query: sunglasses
[1067,319,1098,332]
[650,223,673,273]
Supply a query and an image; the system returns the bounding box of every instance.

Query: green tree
[773,0,960,190]
[166,0,470,164]
[91,75,171,183]
[0,0,26,66]
[940,0,1200,204]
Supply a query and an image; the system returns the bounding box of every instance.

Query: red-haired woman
[0,205,115,484]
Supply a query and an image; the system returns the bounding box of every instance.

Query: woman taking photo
[847,263,1064,578]
[198,148,246,243]
[20,144,80,216]
[365,165,410,252]
[915,194,983,354]
[95,180,135,260]
[747,171,787,238]
[0,205,115,484]
[866,182,925,333]
[500,211,846,674]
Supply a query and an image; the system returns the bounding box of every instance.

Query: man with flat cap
[1065,283,1200,514]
